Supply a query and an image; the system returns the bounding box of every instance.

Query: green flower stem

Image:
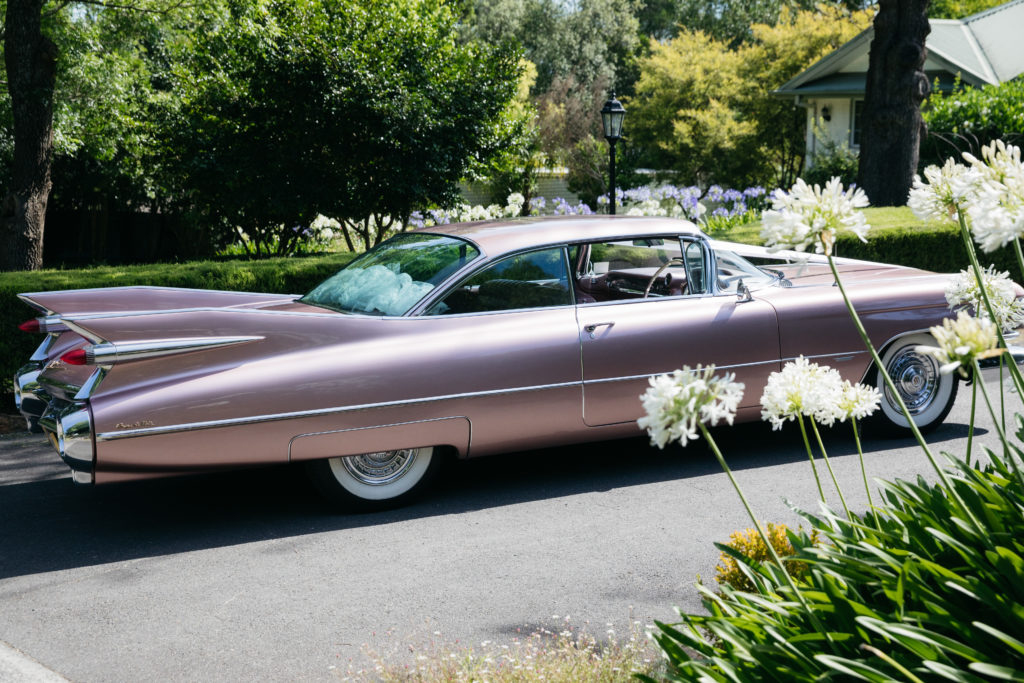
[797,415,826,503]
[1001,354,1007,436]
[971,359,1024,488]
[967,375,977,462]
[697,422,831,643]
[1014,237,1024,284]
[808,418,850,519]
[956,214,1024,397]
[826,254,987,538]
[851,419,880,529]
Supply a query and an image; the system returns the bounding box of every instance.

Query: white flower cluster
[909,140,1024,253]
[907,158,981,224]
[964,141,1024,253]
[760,177,870,256]
[760,356,879,430]
[637,365,745,448]
[920,311,1002,378]
[945,266,1024,332]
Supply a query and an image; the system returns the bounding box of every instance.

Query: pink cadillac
[11,216,994,509]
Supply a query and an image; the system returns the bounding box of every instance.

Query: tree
[1,0,200,270]
[465,0,641,95]
[1,0,57,271]
[159,0,522,254]
[628,5,870,188]
[929,0,1003,18]
[671,0,865,46]
[857,0,930,206]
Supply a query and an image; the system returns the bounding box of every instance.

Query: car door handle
[584,321,615,339]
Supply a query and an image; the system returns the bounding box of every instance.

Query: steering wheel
[644,258,687,298]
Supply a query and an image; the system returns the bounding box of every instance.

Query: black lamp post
[601,92,626,215]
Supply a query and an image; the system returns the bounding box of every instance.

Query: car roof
[416,215,705,258]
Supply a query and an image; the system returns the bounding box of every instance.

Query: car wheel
[305,446,439,512]
[873,333,958,435]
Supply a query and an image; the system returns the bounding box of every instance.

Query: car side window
[425,247,572,315]
[682,240,707,294]
[575,237,707,303]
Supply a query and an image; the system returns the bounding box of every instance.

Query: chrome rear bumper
[16,362,95,484]
[13,363,47,433]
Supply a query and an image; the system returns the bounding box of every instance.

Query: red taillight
[61,349,89,365]
[18,318,41,333]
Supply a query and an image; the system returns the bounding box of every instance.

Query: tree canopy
[628,4,872,189]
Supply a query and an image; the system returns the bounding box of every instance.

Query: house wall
[805,98,859,167]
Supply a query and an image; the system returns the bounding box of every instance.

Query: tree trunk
[856,0,930,207]
[2,0,57,271]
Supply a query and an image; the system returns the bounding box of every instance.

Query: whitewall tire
[874,333,958,435]
[306,446,439,511]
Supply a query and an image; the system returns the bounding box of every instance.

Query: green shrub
[922,78,1024,168]
[801,139,859,189]
[644,447,1024,681]
[714,523,818,593]
[0,253,354,394]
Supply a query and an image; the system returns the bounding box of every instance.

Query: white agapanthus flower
[638,365,745,448]
[760,356,845,430]
[760,177,870,256]
[505,193,526,216]
[945,266,1024,332]
[962,140,1024,253]
[919,311,1003,378]
[907,158,982,225]
[836,381,881,422]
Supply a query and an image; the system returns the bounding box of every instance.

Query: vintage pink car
[11,216,999,509]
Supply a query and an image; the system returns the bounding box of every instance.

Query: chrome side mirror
[736,279,752,303]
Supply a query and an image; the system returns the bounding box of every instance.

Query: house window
[851,99,864,147]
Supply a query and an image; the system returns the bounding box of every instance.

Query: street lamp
[601,92,626,215]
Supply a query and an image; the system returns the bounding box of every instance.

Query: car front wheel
[306,446,439,512]
[873,333,958,435]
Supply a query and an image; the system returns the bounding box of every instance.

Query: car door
[574,237,781,427]
[418,245,584,453]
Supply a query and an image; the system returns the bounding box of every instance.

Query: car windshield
[714,249,777,293]
[301,233,480,316]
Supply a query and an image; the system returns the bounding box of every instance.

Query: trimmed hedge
[833,223,1024,277]
[1,253,354,393]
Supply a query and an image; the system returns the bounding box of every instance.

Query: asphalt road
[0,384,1016,682]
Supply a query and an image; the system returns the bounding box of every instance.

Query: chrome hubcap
[341,449,417,486]
[886,350,939,415]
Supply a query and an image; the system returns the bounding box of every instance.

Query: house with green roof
[774,0,1024,165]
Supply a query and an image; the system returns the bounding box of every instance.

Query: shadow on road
[0,418,977,580]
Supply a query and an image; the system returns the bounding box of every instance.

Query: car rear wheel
[873,333,958,435]
[306,446,439,512]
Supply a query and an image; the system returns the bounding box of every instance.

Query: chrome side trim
[29,333,58,362]
[97,380,584,441]
[61,319,105,345]
[582,351,866,386]
[96,349,871,442]
[75,367,109,400]
[85,336,264,364]
[287,416,471,462]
